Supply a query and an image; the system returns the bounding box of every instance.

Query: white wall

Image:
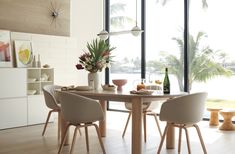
[2,0,103,87]
[70,0,103,85]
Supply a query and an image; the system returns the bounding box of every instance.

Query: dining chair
[122,85,163,142]
[58,91,105,154]
[42,85,62,140]
[157,92,208,154]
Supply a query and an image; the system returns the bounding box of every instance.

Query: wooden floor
[0,111,235,154]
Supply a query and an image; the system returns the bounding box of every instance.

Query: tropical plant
[76,39,116,73]
[162,31,232,91]
[110,3,134,30]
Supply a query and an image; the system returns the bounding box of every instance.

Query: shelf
[27,68,54,96]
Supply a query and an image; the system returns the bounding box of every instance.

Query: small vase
[88,72,100,90]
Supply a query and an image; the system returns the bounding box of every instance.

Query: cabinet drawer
[0,97,27,129]
[27,95,53,125]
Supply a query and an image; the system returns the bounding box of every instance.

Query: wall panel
[0,0,70,36]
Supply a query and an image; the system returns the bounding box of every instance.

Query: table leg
[60,113,69,145]
[166,124,175,149]
[131,97,142,154]
[99,100,107,137]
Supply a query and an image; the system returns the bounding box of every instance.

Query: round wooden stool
[219,110,235,131]
[207,108,222,126]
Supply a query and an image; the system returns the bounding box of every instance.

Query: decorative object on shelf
[37,54,41,68]
[28,78,37,82]
[41,73,49,81]
[76,39,116,90]
[32,55,36,67]
[27,90,37,95]
[97,0,144,40]
[14,40,33,67]
[43,64,50,68]
[112,79,127,91]
[0,30,13,67]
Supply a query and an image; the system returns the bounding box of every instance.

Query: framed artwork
[14,40,33,67]
[0,30,13,67]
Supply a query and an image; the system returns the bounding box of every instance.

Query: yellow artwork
[14,40,33,67]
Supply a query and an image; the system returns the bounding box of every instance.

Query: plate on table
[75,86,93,91]
[102,84,116,91]
[130,89,154,95]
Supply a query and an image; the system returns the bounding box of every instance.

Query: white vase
[88,72,100,90]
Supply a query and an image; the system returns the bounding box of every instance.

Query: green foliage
[164,31,233,91]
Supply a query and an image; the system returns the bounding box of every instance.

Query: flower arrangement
[76,39,116,73]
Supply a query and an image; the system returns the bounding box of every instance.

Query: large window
[189,0,235,110]
[145,0,184,93]
[107,0,235,112]
[108,0,141,110]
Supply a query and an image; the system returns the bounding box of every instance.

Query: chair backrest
[160,92,208,124]
[42,85,62,110]
[59,91,104,124]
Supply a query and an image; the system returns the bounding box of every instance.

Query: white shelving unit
[0,68,55,129]
[27,68,54,95]
[27,68,54,125]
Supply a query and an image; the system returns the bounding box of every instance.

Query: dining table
[58,88,187,154]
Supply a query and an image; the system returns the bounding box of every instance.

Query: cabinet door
[27,95,54,125]
[0,68,26,98]
[0,97,27,129]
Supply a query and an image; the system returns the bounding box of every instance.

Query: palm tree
[163,31,232,91]
[110,3,134,30]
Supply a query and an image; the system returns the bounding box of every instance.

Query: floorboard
[0,111,235,154]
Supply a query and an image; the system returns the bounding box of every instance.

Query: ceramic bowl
[112,79,127,91]
[102,84,116,91]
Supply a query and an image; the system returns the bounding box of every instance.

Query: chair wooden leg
[193,124,207,154]
[178,127,182,153]
[58,111,61,141]
[58,124,70,154]
[157,123,170,154]
[122,112,132,138]
[183,127,191,154]
[93,124,106,154]
[42,110,53,136]
[70,126,78,154]
[143,112,147,142]
[85,126,89,152]
[78,128,82,136]
[153,113,162,137]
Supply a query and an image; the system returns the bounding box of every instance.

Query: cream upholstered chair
[58,91,105,154]
[122,85,163,142]
[42,85,62,140]
[157,92,208,154]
